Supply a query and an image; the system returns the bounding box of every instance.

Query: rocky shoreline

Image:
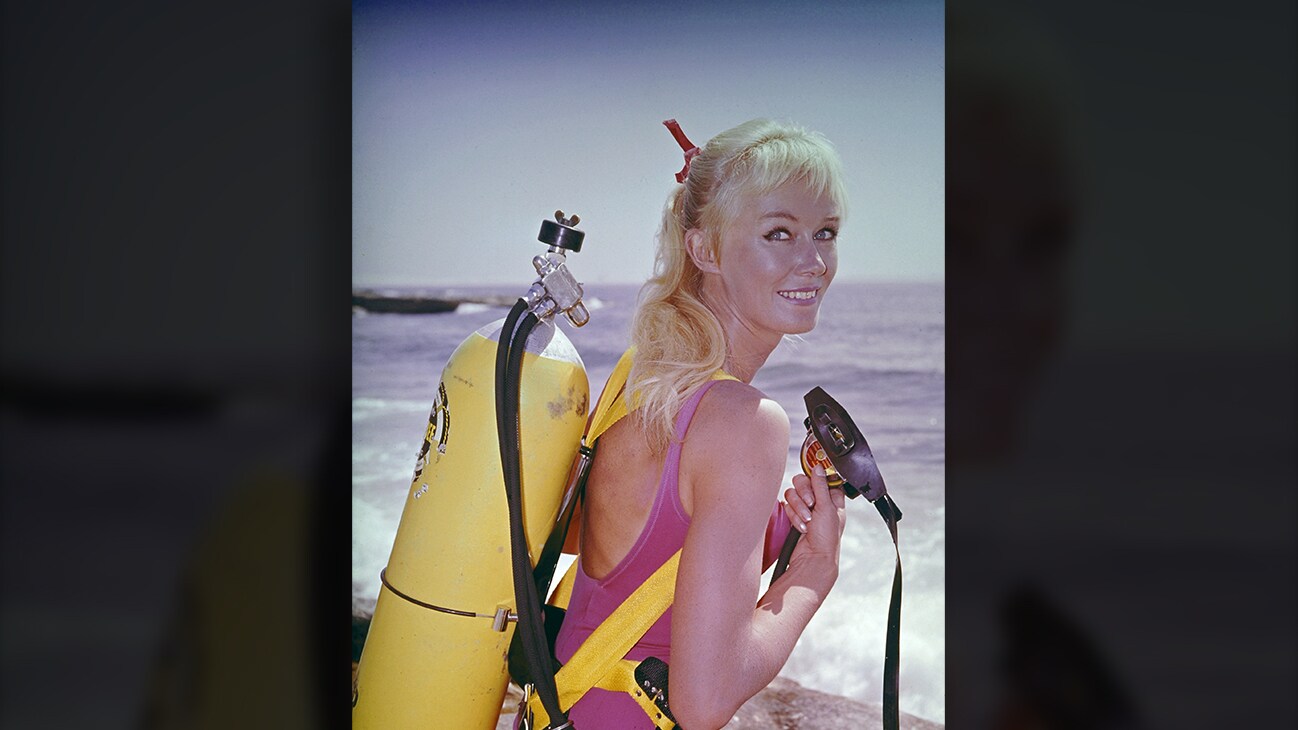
[492,676,944,729]
[352,289,518,314]
[353,610,943,729]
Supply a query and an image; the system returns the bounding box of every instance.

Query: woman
[554,118,848,729]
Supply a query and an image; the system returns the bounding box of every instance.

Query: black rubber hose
[769,525,800,586]
[495,303,570,728]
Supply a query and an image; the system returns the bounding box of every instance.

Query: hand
[782,465,846,562]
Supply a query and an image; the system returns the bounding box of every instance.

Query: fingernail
[813,465,825,477]
[801,509,812,522]
[798,521,808,533]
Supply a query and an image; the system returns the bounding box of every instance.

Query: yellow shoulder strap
[585,347,635,444]
[586,347,738,445]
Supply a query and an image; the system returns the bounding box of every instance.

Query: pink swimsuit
[551,380,792,728]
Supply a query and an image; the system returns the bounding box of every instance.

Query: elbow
[671,706,735,730]
[669,688,739,730]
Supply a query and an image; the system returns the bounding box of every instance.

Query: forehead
[739,180,841,220]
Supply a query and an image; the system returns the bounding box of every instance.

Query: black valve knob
[538,210,584,252]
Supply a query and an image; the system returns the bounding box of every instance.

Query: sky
[353,0,944,287]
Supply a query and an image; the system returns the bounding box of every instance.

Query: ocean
[353,279,945,724]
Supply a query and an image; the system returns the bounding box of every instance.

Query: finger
[802,467,832,540]
[781,495,809,532]
[809,465,832,508]
[794,472,815,508]
[783,488,813,523]
[787,484,812,518]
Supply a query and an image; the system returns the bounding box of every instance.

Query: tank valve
[525,210,590,327]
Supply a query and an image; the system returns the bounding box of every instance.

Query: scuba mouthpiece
[802,387,891,505]
[527,210,590,328]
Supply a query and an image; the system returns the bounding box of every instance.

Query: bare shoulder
[687,379,790,446]
[680,380,790,514]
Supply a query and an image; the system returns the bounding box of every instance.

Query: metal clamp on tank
[524,210,591,327]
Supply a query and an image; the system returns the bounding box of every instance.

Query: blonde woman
[556,118,848,729]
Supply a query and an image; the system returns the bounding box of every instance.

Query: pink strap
[671,379,723,442]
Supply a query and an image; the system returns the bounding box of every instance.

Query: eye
[763,227,793,242]
[814,227,838,241]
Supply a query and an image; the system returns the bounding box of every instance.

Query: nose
[797,235,829,276]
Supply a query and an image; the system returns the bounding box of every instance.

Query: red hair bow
[663,119,700,184]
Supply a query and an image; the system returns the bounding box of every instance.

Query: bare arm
[668,385,845,729]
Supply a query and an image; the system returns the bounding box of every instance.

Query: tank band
[379,568,495,619]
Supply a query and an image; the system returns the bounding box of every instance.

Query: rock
[351,290,519,314]
[351,292,460,313]
[727,676,943,729]
[494,676,943,729]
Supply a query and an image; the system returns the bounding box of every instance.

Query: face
[692,180,840,347]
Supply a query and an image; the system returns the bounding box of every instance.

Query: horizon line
[353,276,945,291]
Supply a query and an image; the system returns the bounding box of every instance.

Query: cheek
[727,246,784,283]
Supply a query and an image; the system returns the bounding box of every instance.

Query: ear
[684,228,721,274]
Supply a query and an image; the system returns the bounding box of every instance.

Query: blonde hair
[629,118,848,452]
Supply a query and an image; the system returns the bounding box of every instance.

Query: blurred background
[945,1,1295,727]
[2,1,351,728]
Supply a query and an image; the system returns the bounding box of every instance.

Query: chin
[782,312,821,335]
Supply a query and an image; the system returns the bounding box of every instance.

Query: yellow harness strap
[594,660,679,730]
[584,347,738,446]
[584,347,636,445]
[528,550,682,729]
[527,349,737,729]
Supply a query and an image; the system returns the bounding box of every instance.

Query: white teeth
[779,290,817,301]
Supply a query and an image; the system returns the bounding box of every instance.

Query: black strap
[875,495,902,730]
[769,495,903,730]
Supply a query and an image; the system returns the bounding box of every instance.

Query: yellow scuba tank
[353,212,592,729]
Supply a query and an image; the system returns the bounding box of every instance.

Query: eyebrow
[760,211,841,223]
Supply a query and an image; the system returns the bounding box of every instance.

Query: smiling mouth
[778,289,819,302]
